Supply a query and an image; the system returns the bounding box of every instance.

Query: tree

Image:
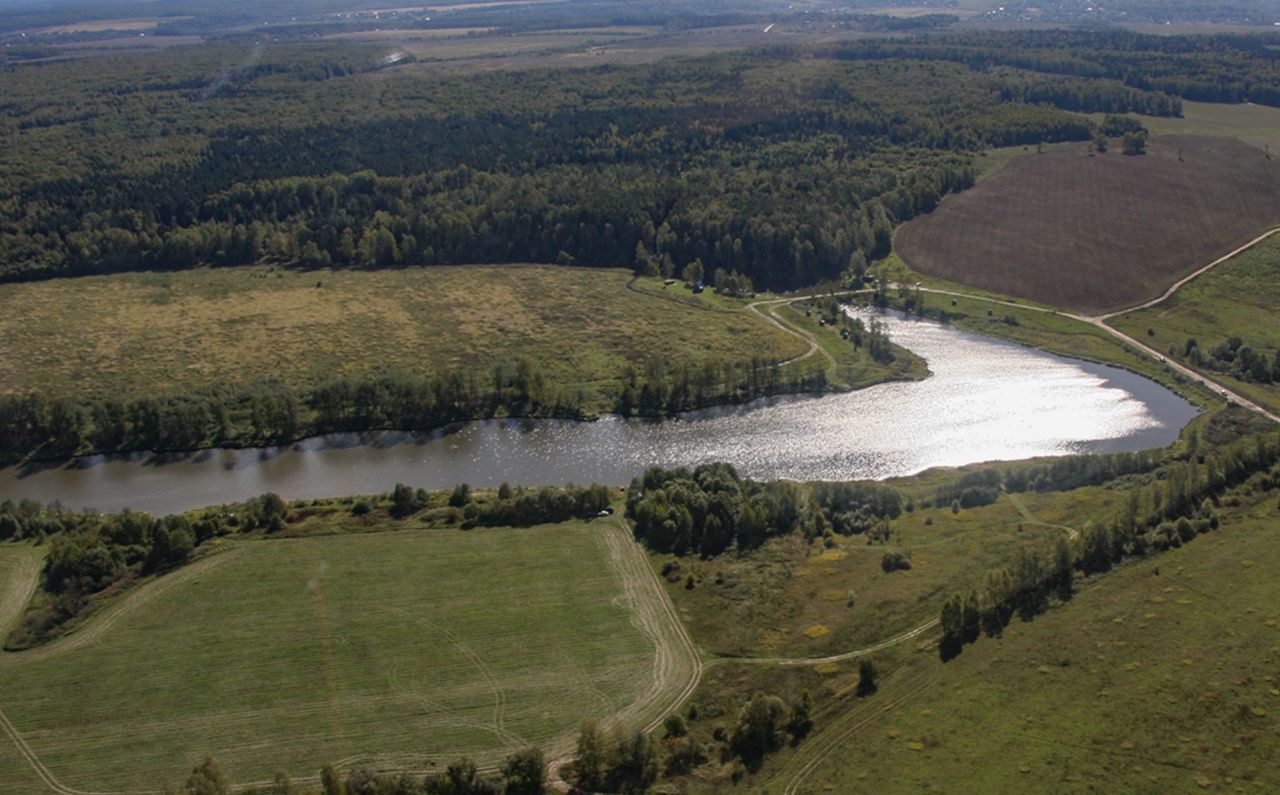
[500,748,544,795]
[1121,131,1147,155]
[184,755,229,795]
[574,722,606,791]
[730,693,787,769]
[391,483,420,517]
[428,759,496,795]
[786,691,813,742]
[1092,132,1108,153]
[857,658,878,697]
[321,764,347,795]
[606,731,658,793]
[663,713,687,738]
[681,259,704,285]
[449,483,471,508]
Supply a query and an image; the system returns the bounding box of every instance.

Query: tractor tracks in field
[0,548,42,642]
[4,546,243,666]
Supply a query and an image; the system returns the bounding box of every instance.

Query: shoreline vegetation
[0,270,924,467]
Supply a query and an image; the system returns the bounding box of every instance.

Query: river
[0,309,1198,515]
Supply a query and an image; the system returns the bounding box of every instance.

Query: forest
[2,28,1278,460]
[0,38,1194,289]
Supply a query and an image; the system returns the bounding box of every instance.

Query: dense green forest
[0,37,1189,289]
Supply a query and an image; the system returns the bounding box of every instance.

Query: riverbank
[0,310,1197,516]
[0,266,927,467]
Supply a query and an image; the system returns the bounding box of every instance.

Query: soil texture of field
[0,522,684,793]
[895,135,1280,314]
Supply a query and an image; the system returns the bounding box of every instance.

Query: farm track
[746,297,832,369]
[547,520,703,792]
[0,548,42,641]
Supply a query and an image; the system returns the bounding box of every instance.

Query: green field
[790,484,1280,793]
[1128,99,1280,155]
[0,265,808,408]
[1109,234,1280,414]
[654,489,1113,661]
[0,522,683,793]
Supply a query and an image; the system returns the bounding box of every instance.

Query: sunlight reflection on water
[0,309,1197,515]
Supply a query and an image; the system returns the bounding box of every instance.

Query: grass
[1109,233,1280,415]
[653,488,1118,662]
[770,300,928,389]
[0,264,809,410]
[895,134,1280,313]
[791,484,1280,794]
[1105,99,1280,156]
[0,521,663,792]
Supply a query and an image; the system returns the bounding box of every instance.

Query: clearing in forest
[895,135,1280,314]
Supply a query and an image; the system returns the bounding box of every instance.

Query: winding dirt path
[1005,490,1080,542]
[893,224,1280,426]
[746,297,832,369]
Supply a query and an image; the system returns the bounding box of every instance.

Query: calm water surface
[0,310,1198,515]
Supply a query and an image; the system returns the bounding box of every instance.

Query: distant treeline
[0,354,827,463]
[820,30,1280,107]
[0,41,1180,287]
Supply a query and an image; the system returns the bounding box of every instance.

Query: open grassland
[791,486,1280,794]
[895,135,1280,313]
[654,488,1118,662]
[1110,233,1280,416]
[1117,99,1280,157]
[0,522,669,792]
[0,265,806,408]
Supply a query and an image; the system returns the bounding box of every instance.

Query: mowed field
[895,135,1280,313]
[0,264,805,405]
[790,486,1280,794]
[1110,232,1280,415]
[0,523,675,793]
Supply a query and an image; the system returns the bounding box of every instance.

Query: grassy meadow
[787,484,1280,794]
[654,487,1120,662]
[1119,99,1280,156]
[1109,234,1280,415]
[0,265,808,409]
[0,522,664,792]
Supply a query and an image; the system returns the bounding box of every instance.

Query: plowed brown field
[895,135,1280,313]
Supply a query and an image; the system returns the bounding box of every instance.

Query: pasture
[656,487,1120,661]
[895,135,1280,313]
[0,522,677,792]
[1109,233,1280,415]
[0,264,806,409]
[787,484,1280,794]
